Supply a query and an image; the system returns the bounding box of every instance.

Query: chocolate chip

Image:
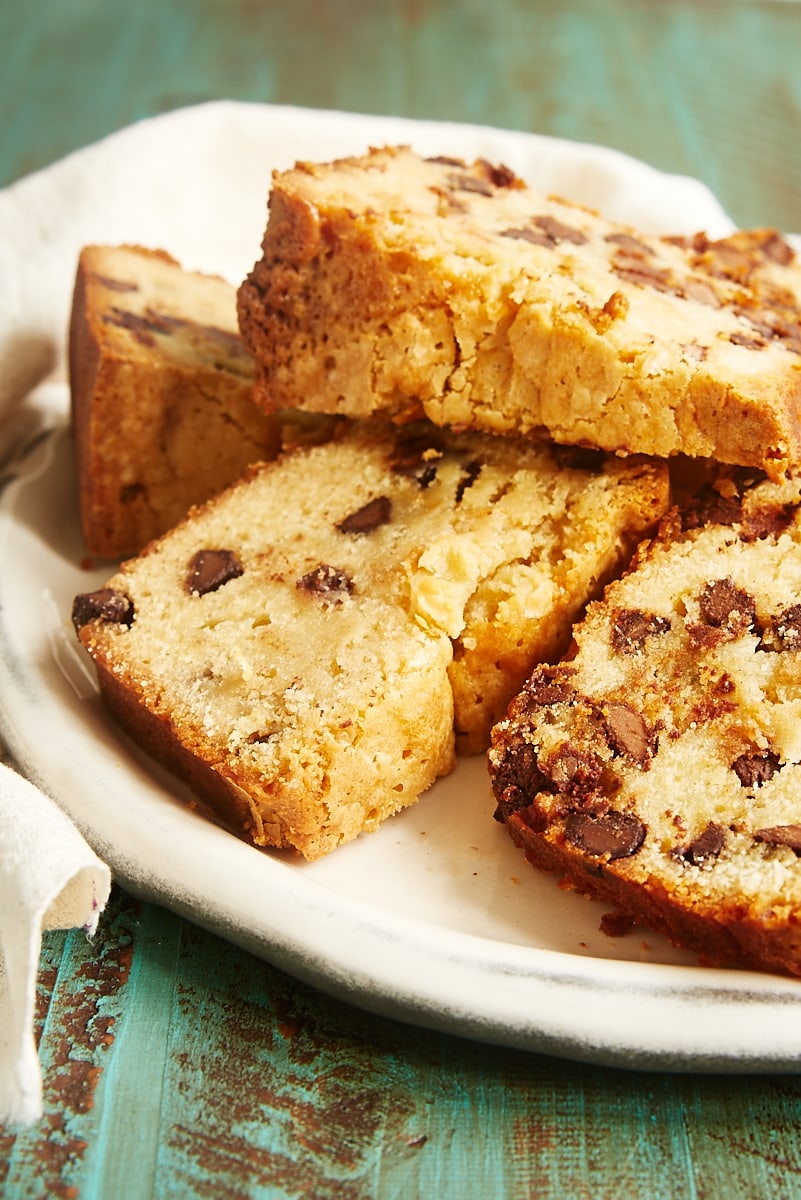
[602,702,652,765]
[501,215,588,249]
[611,254,672,292]
[494,740,541,793]
[102,305,193,345]
[425,155,465,168]
[531,214,588,246]
[736,307,792,343]
[732,751,781,788]
[680,486,744,531]
[698,578,756,631]
[478,160,520,189]
[729,331,767,351]
[336,496,391,534]
[102,306,244,359]
[754,825,801,853]
[71,588,134,631]
[564,811,646,860]
[490,740,550,815]
[120,481,146,503]
[741,504,796,544]
[677,821,726,865]
[519,666,576,710]
[91,273,139,293]
[760,231,795,266]
[663,232,700,253]
[773,604,801,651]
[610,608,671,654]
[448,171,493,197]
[682,229,794,276]
[680,279,721,307]
[417,461,438,489]
[500,227,554,248]
[455,460,482,502]
[544,743,605,795]
[187,549,244,596]
[296,563,354,601]
[604,232,652,256]
[101,307,163,344]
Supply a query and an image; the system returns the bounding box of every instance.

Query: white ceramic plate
[2,102,801,1072]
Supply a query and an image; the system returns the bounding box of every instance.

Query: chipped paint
[1,889,133,1197]
[5,890,801,1196]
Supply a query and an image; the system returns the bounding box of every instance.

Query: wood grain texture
[0,0,800,230]
[2,891,801,1197]
[3,2,801,1196]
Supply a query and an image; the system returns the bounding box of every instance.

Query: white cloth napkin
[0,761,110,1126]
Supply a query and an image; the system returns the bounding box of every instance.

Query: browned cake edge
[237,149,801,477]
[498,807,801,975]
[69,245,278,559]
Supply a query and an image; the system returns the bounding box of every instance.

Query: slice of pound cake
[489,468,801,975]
[72,420,667,858]
[70,244,280,559]
[238,146,801,475]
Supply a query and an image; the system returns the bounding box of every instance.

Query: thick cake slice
[72,420,667,858]
[70,244,280,559]
[489,468,801,976]
[238,146,801,475]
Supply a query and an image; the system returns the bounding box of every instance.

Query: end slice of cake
[489,468,801,976]
[70,244,280,559]
[73,420,667,858]
[238,145,801,475]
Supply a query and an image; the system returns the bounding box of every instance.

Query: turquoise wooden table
[3,2,801,1196]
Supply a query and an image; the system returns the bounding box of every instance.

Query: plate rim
[1,103,800,1074]
[4,424,801,1075]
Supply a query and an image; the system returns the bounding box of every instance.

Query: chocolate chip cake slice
[238,146,801,475]
[489,468,801,975]
[70,245,280,559]
[73,420,667,858]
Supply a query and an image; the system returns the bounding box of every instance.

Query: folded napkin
[0,760,110,1126]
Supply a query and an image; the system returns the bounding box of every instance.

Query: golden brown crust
[90,657,267,845]
[70,244,279,559]
[502,811,801,974]
[238,146,801,476]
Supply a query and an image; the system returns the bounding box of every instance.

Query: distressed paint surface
[1,891,135,1198]
[3,1,801,1194]
[3,889,801,1197]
